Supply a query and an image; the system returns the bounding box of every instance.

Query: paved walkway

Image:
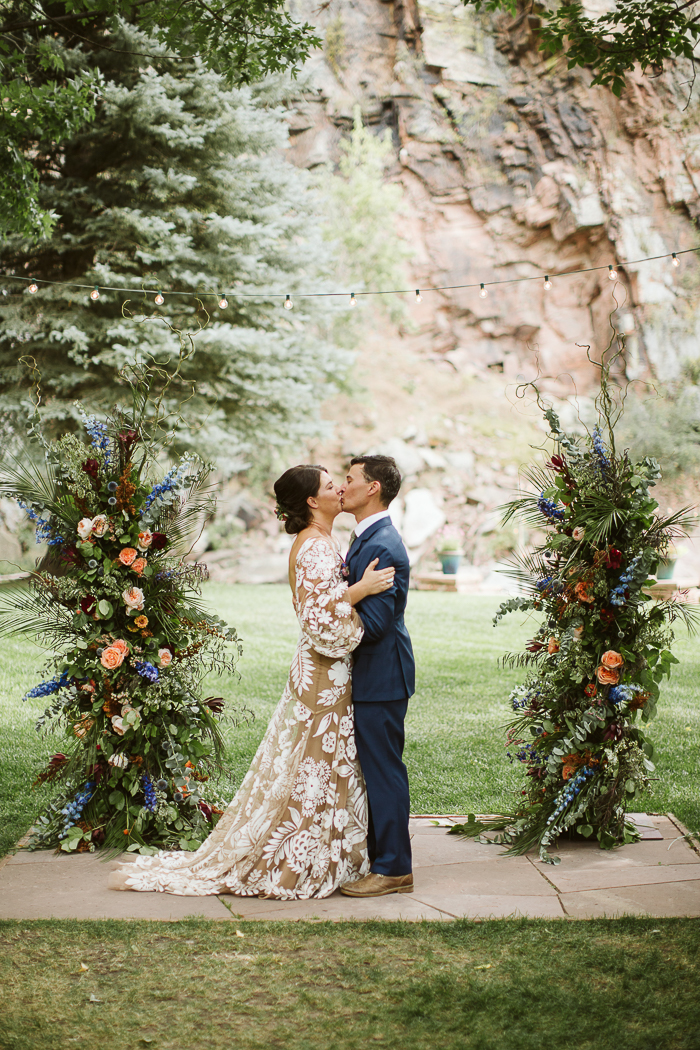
[1,815,698,921]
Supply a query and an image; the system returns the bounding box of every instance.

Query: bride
[109,464,395,899]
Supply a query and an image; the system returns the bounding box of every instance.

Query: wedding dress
[109,536,369,898]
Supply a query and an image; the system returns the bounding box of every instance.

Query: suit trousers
[353,699,412,876]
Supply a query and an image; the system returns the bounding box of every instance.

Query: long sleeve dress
[108,536,369,898]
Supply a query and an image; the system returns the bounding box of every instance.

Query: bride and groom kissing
[110,454,416,900]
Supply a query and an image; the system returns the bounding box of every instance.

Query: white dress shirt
[353,509,391,538]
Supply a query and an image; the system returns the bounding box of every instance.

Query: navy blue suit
[346,516,415,876]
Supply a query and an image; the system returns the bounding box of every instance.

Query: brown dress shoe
[340,872,414,897]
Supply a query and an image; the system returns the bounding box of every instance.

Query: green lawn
[1,586,699,856]
[1,917,699,1050]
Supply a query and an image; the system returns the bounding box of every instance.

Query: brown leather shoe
[340,872,414,897]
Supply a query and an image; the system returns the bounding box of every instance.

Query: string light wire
[7,247,698,306]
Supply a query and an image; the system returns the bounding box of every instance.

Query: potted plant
[436,530,464,575]
[656,544,680,580]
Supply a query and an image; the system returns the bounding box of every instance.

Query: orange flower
[584,682,597,698]
[574,581,594,603]
[131,557,147,575]
[119,547,137,566]
[112,639,128,656]
[547,637,559,654]
[596,664,620,685]
[601,650,624,669]
[134,615,148,629]
[562,764,577,780]
[122,586,145,611]
[100,645,125,670]
[158,648,173,667]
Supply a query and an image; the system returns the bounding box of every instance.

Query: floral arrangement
[452,375,696,863]
[1,391,240,855]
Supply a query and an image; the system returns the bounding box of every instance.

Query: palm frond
[0,451,60,515]
[646,506,698,541]
[156,468,217,555]
[0,581,73,641]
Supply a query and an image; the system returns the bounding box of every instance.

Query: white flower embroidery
[328,660,350,688]
[330,840,342,863]
[321,732,336,753]
[339,716,353,737]
[291,758,332,817]
[345,737,357,761]
[293,701,312,722]
[333,808,350,831]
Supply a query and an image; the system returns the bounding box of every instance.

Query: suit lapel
[347,517,393,567]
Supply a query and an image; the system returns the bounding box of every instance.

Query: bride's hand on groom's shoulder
[347,558,395,605]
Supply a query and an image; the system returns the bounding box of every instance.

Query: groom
[338,455,415,897]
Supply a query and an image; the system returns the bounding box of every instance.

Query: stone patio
[0,814,698,922]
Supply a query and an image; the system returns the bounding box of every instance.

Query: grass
[1,586,699,856]
[1,916,700,1050]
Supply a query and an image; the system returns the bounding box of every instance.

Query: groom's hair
[350,455,401,506]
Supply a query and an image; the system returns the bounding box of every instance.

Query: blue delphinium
[58,781,95,839]
[140,458,194,523]
[17,500,63,545]
[546,765,598,825]
[592,425,610,471]
[608,684,643,706]
[135,661,159,683]
[79,410,111,464]
[142,774,158,813]
[537,494,565,521]
[609,554,644,606]
[23,671,71,701]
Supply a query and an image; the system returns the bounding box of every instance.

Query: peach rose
[158,648,173,667]
[572,625,584,639]
[596,664,620,685]
[111,639,129,656]
[119,547,137,566]
[73,716,94,739]
[100,645,125,670]
[131,557,147,575]
[601,650,624,669]
[77,517,93,541]
[134,615,148,629]
[138,530,153,551]
[91,514,108,537]
[574,581,594,603]
[122,586,145,611]
[547,637,559,654]
[572,526,586,541]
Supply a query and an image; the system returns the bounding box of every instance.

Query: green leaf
[577,824,594,838]
[97,599,113,619]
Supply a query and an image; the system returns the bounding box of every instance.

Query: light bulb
[284,295,293,310]
[90,286,100,301]
[544,276,552,290]
[479,283,487,298]
[154,292,164,305]
[608,265,617,280]
[415,289,422,303]
[218,296,228,309]
[28,282,38,294]
[672,253,679,267]
[349,292,357,307]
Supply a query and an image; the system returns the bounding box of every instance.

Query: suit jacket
[346,516,415,703]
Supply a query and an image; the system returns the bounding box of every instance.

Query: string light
[28,282,38,294]
[672,253,679,267]
[218,295,228,309]
[90,286,100,301]
[544,276,552,290]
[349,292,357,307]
[479,283,487,298]
[154,291,164,306]
[415,289,422,303]
[284,294,293,310]
[608,265,618,280]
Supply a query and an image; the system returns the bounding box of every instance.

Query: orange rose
[132,557,147,575]
[112,639,128,656]
[138,530,153,551]
[158,647,172,667]
[119,547,137,566]
[574,581,594,603]
[122,586,145,611]
[601,650,624,669]
[584,682,597,698]
[596,664,620,685]
[134,615,148,629]
[100,645,125,670]
[562,764,577,780]
[547,637,559,654]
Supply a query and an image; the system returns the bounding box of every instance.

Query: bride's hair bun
[274,464,327,535]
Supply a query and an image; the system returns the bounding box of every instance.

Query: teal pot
[438,551,463,575]
[656,559,677,580]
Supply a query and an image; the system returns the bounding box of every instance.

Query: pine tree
[0,23,348,470]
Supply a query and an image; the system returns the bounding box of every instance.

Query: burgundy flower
[79,594,97,616]
[605,548,623,570]
[150,532,168,550]
[91,828,106,846]
[204,697,225,715]
[117,429,140,455]
[600,607,616,626]
[547,455,566,473]
[33,752,68,785]
[199,801,213,821]
[61,545,81,565]
[526,639,545,653]
[82,458,100,479]
[603,723,624,741]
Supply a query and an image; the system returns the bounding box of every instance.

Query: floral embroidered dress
[109,536,368,898]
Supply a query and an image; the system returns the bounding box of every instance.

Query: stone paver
[0,815,698,921]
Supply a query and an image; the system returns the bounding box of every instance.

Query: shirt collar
[354,509,391,538]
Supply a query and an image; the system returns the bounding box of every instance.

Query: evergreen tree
[0,23,348,470]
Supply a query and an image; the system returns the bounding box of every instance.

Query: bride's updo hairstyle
[274,464,328,535]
